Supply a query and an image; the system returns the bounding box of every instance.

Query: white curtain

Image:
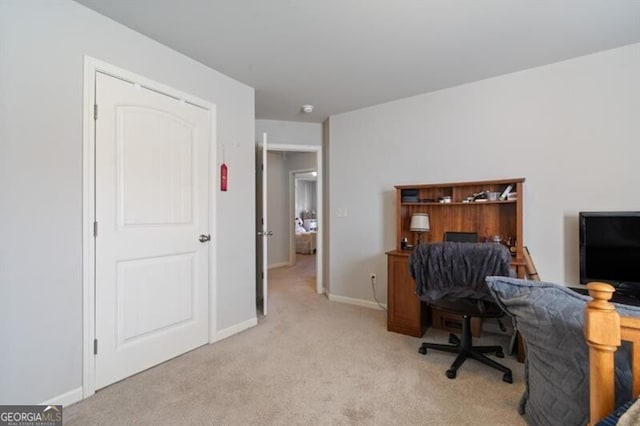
[295,180,317,219]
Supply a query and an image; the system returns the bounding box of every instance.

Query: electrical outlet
[369,272,376,282]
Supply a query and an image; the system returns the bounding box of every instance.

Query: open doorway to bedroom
[266,149,320,294]
[292,169,317,277]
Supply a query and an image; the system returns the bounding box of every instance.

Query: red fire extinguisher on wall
[220,162,228,192]
[220,144,228,192]
[220,145,228,191]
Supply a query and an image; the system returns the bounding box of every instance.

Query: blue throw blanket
[409,242,511,304]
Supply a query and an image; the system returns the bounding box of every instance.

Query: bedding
[617,398,640,426]
[295,231,316,254]
[295,217,316,254]
[597,398,640,426]
[486,277,640,426]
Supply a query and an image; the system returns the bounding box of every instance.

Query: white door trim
[82,56,217,399]
[267,144,323,294]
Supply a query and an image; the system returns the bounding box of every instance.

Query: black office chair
[442,232,508,333]
[409,242,513,383]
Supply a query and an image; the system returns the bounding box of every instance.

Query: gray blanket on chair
[409,242,511,303]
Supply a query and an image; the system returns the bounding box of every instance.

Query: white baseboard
[327,293,387,311]
[40,386,83,407]
[268,261,290,270]
[214,317,258,342]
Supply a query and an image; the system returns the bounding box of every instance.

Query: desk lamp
[410,213,430,247]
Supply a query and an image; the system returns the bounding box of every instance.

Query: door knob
[199,234,211,243]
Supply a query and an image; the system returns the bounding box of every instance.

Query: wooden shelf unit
[387,178,525,337]
[395,178,525,264]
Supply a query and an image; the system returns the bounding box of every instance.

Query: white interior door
[94,72,210,389]
[256,132,269,315]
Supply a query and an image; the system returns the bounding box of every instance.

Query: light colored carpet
[65,254,526,425]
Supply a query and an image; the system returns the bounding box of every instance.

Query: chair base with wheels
[418,299,513,383]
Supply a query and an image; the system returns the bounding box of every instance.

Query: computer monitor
[443,232,478,243]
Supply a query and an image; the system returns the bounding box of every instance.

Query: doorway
[267,144,324,294]
[291,169,318,269]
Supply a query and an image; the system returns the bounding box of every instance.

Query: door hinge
[261,272,264,279]
[93,221,98,237]
[93,104,98,120]
[93,338,98,355]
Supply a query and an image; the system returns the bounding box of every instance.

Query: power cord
[371,275,387,311]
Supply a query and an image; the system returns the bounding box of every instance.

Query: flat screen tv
[579,211,640,295]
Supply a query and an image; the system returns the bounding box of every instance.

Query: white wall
[287,151,318,172]
[256,119,322,146]
[328,43,640,303]
[266,152,290,266]
[0,0,255,404]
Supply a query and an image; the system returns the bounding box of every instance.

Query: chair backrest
[409,242,511,303]
[443,231,478,243]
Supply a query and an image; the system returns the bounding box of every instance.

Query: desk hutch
[387,178,525,337]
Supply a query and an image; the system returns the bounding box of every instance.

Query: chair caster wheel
[448,334,457,344]
[446,369,457,379]
[496,350,504,358]
[418,346,427,355]
[503,372,513,383]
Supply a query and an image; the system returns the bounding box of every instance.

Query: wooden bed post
[585,282,621,425]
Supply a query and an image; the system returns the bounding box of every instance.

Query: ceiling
[74,0,640,123]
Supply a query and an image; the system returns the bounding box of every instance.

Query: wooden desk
[386,250,429,337]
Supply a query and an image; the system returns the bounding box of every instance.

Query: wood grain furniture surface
[387,178,525,337]
[585,282,640,425]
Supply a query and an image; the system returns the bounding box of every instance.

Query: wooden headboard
[585,282,640,425]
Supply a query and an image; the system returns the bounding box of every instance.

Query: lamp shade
[410,213,430,232]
